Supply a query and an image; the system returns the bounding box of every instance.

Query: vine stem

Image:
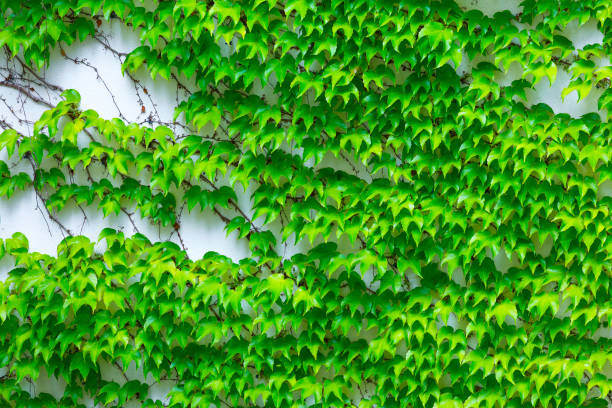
[26,155,74,237]
[0,81,54,108]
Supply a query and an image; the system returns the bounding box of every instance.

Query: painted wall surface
[0,0,610,406]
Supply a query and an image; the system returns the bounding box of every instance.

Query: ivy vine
[0,0,611,407]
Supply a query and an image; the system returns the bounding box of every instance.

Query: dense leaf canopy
[0,0,611,407]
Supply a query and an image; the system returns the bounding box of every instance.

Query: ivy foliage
[0,0,611,407]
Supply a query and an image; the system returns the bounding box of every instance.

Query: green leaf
[0,129,20,156]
